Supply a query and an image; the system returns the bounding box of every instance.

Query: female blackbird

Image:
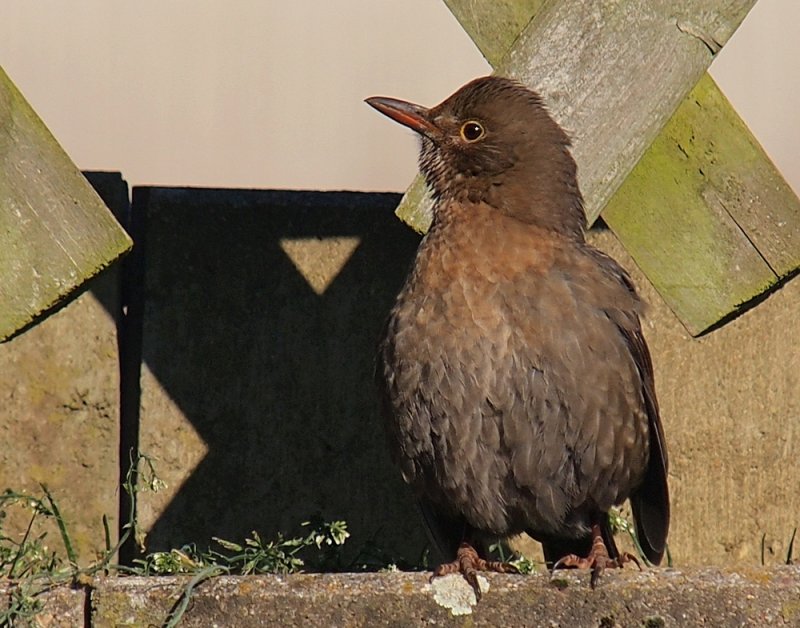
[367,76,669,593]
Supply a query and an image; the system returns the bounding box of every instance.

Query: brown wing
[621,323,670,564]
[576,246,668,565]
[596,247,669,564]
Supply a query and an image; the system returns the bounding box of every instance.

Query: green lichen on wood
[669,74,800,277]
[0,66,132,341]
[395,177,434,234]
[602,74,793,334]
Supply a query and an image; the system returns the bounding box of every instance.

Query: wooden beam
[397,1,800,334]
[0,66,132,341]
[604,73,800,332]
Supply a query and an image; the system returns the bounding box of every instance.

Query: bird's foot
[552,525,641,588]
[431,542,518,601]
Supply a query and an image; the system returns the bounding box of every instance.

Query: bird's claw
[431,542,518,601]
[551,524,642,587]
[553,550,641,587]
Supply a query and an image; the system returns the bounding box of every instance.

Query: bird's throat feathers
[415,79,587,240]
[421,132,587,241]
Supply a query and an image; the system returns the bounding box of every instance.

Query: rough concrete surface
[4,569,800,627]
[1,568,792,627]
[0,582,86,627]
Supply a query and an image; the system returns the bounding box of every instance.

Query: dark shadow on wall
[114,187,426,566]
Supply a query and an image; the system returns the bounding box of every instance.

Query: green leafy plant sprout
[607,505,673,567]
[0,453,358,626]
[132,516,351,577]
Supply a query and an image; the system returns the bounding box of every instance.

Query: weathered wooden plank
[673,75,800,278]
[602,75,777,333]
[500,0,756,224]
[604,73,800,333]
[0,66,132,341]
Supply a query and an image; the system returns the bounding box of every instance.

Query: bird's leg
[552,524,641,588]
[432,541,518,600]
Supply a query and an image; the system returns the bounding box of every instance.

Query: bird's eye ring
[460,121,485,142]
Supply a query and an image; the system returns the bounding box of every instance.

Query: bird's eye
[460,121,485,142]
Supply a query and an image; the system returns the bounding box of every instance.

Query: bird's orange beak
[365,96,438,136]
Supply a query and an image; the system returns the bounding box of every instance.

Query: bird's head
[366,76,586,239]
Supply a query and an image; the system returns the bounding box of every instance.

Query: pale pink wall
[1,1,797,196]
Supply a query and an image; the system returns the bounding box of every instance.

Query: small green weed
[487,541,540,575]
[132,516,351,577]
[0,453,370,626]
[608,505,673,567]
[0,486,100,625]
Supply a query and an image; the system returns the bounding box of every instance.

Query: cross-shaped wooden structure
[397,0,800,336]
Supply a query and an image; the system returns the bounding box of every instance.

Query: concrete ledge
[0,583,86,627]
[6,567,800,626]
